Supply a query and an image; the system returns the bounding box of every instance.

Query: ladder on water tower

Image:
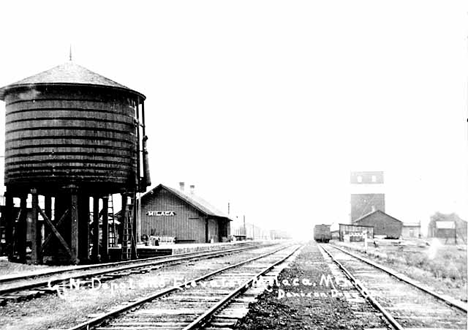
[121,195,137,260]
[108,195,117,247]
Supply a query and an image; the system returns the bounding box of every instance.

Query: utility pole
[243,215,246,239]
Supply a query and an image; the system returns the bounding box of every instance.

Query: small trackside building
[401,223,421,238]
[139,183,231,244]
[354,210,402,239]
[338,223,374,242]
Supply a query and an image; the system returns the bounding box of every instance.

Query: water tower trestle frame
[3,187,141,264]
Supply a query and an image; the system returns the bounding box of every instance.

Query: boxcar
[314,224,331,243]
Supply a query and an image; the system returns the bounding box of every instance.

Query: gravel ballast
[235,241,388,329]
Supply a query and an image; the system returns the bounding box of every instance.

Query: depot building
[139,183,231,244]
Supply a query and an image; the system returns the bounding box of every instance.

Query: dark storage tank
[0,62,146,194]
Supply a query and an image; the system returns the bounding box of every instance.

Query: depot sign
[146,211,176,216]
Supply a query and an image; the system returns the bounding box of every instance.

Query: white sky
[0,0,467,238]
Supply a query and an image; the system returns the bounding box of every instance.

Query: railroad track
[55,244,302,330]
[0,243,273,305]
[320,244,467,330]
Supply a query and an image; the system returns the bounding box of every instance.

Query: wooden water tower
[0,61,151,264]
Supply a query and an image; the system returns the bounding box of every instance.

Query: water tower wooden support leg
[4,192,14,260]
[30,189,42,264]
[101,196,109,262]
[44,196,52,246]
[78,194,90,263]
[132,192,138,260]
[17,195,28,263]
[70,191,79,264]
[91,196,100,262]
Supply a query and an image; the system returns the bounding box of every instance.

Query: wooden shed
[139,183,231,244]
[338,223,374,242]
[401,223,421,238]
[354,210,402,239]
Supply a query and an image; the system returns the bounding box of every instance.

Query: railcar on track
[314,224,331,243]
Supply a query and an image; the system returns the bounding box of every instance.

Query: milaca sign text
[146,211,176,216]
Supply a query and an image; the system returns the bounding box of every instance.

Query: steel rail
[319,244,404,330]
[182,245,303,330]
[64,244,298,330]
[329,244,468,313]
[0,242,264,284]
[0,244,269,296]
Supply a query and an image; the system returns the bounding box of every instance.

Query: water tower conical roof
[0,61,145,100]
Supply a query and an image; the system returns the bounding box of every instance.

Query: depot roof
[141,184,233,221]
